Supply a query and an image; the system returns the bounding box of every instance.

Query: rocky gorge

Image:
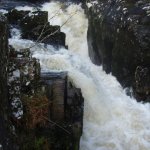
[0,0,150,149]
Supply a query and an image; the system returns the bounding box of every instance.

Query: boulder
[7,9,66,47]
[7,9,30,25]
[20,11,66,47]
[86,0,150,101]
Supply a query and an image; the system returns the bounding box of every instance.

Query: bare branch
[42,116,71,135]
[34,7,63,45]
[29,9,78,49]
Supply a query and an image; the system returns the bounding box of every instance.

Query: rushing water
[8,2,150,150]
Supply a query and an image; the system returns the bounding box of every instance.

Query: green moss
[34,137,46,150]
[21,135,49,150]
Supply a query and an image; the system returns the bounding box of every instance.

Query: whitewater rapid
[9,2,150,150]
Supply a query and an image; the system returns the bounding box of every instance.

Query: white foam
[0,9,8,14]
[15,6,34,11]
[42,2,88,58]
[10,28,21,39]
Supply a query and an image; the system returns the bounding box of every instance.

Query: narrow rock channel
[0,0,150,150]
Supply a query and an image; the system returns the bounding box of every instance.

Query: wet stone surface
[6,9,67,48]
[134,66,150,102]
[86,0,150,101]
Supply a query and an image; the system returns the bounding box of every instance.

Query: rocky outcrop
[40,72,84,150]
[8,45,83,149]
[86,0,150,101]
[8,46,40,120]
[0,13,9,149]
[21,11,66,47]
[7,9,66,48]
[0,13,17,150]
[7,9,30,25]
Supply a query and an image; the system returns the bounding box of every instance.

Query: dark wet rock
[0,13,17,150]
[40,72,83,150]
[7,9,30,25]
[134,66,150,102]
[66,82,83,150]
[86,0,150,101]
[20,10,66,47]
[6,9,67,47]
[20,11,48,29]
[8,46,41,115]
[0,13,9,149]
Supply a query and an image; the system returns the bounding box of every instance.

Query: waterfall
[9,2,150,150]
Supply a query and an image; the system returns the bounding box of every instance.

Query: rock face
[134,66,150,101]
[7,9,66,48]
[8,46,83,149]
[7,9,30,25]
[86,0,150,101]
[40,72,84,150]
[8,46,40,120]
[0,13,9,149]
[0,13,17,150]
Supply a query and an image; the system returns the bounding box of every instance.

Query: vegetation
[22,92,50,129]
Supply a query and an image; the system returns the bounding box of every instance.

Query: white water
[9,2,150,150]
